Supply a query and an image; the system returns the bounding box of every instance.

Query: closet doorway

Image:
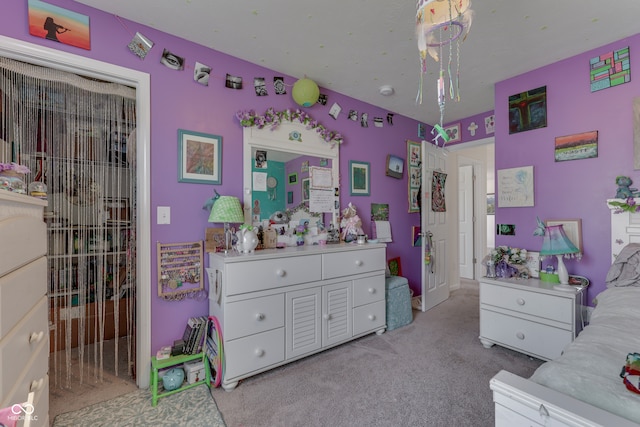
[0,36,152,390]
[451,138,494,281]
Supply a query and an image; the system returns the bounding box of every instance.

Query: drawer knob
[29,331,44,344]
[516,332,525,340]
[516,298,525,306]
[256,313,265,321]
[368,288,376,294]
[275,269,286,277]
[368,314,376,321]
[254,348,265,357]
[30,378,44,392]
[323,313,331,320]
[355,260,363,266]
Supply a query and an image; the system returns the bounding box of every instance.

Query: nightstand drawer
[481,309,572,360]
[225,294,284,340]
[480,282,572,324]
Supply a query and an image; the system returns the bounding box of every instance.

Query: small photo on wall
[274,77,286,94]
[194,62,211,86]
[160,49,185,70]
[225,73,243,89]
[386,155,404,179]
[254,77,268,96]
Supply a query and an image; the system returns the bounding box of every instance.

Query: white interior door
[459,165,474,279]
[421,141,450,312]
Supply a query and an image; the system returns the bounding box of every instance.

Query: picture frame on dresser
[526,251,540,278]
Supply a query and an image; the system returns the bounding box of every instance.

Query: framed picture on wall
[386,155,404,179]
[444,123,461,143]
[349,160,370,196]
[178,129,222,184]
[288,172,298,184]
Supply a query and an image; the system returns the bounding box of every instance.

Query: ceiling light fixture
[416,0,474,146]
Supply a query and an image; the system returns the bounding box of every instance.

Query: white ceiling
[75,0,640,125]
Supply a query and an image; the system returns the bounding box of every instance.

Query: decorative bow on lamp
[540,224,580,290]
[208,196,244,253]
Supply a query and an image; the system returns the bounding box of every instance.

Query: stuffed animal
[340,203,364,242]
[615,176,640,199]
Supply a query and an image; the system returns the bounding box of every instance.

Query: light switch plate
[157,206,171,224]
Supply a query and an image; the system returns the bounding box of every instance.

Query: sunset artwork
[28,0,90,50]
[554,131,598,162]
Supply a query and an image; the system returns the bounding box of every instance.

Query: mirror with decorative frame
[242,120,340,229]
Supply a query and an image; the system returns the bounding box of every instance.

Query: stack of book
[181,316,208,355]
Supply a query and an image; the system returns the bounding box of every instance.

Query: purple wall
[494,33,640,305]
[2,0,427,354]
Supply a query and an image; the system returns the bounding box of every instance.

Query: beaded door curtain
[0,57,137,388]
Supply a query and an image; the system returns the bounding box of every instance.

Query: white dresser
[479,276,584,361]
[209,243,386,390]
[0,192,48,425]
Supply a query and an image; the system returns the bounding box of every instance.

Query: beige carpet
[211,281,543,427]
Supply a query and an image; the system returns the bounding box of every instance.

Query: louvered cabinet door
[322,281,352,347]
[286,287,321,359]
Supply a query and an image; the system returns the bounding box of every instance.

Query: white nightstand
[479,276,585,361]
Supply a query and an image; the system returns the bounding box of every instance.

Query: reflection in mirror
[243,120,340,239]
[251,147,332,224]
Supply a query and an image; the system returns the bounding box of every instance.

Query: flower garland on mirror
[235,108,343,146]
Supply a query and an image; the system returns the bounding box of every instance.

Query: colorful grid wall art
[590,46,630,92]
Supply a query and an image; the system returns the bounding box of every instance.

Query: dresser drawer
[224,328,285,380]
[0,257,47,336]
[0,297,48,397]
[480,309,572,360]
[352,274,385,307]
[0,216,46,276]
[480,282,572,324]
[322,248,385,280]
[225,255,321,295]
[225,294,285,340]
[353,300,386,336]
[1,348,48,423]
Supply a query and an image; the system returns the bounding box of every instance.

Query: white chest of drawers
[0,192,48,425]
[209,243,386,390]
[479,277,584,361]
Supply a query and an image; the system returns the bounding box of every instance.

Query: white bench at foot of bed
[490,370,639,427]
